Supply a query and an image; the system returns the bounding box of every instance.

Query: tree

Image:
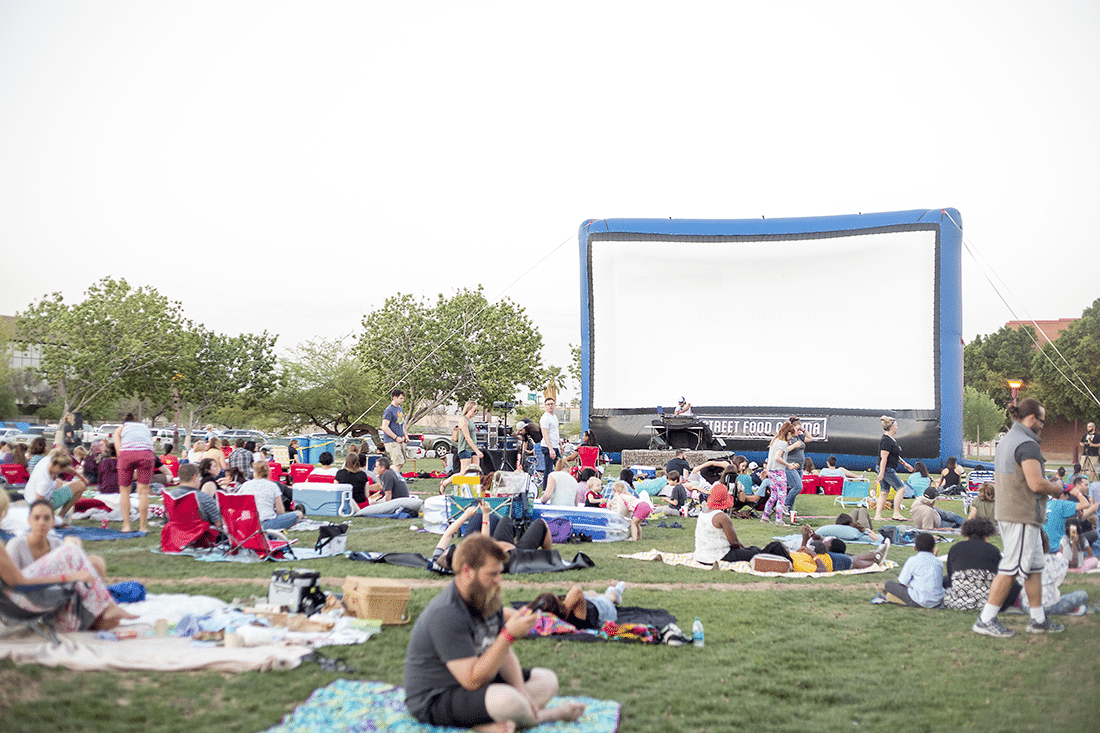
[963,324,1038,404]
[568,343,582,394]
[1032,297,1100,421]
[269,337,386,436]
[17,278,186,445]
[963,385,1007,445]
[356,287,543,425]
[174,326,278,445]
[541,365,565,402]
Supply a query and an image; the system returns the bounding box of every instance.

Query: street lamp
[1007,379,1022,407]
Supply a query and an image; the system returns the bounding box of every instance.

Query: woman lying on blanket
[766,525,890,572]
[506,582,627,630]
[815,510,882,544]
[428,501,552,573]
[6,500,108,580]
[0,491,137,631]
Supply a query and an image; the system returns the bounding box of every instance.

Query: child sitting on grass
[883,532,944,607]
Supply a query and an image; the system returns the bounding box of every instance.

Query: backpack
[546,517,573,544]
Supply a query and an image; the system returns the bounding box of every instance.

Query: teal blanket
[263,679,620,733]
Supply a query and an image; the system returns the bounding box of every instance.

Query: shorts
[879,468,905,494]
[586,593,618,625]
[118,449,155,486]
[385,441,408,468]
[457,450,474,460]
[420,668,532,727]
[49,485,74,511]
[997,522,1045,578]
[633,502,653,520]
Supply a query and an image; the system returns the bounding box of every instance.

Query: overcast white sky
[2,1,1098,404]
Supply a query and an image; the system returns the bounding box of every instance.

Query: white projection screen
[590,230,935,411]
[578,210,964,469]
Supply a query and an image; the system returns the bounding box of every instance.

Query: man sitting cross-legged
[404,533,585,731]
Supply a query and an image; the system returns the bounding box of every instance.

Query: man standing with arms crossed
[972,398,1066,637]
[404,534,585,730]
[381,389,410,471]
[539,397,559,490]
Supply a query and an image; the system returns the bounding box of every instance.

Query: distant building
[1005,318,1076,351]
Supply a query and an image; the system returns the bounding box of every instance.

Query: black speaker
[73,412,84,429]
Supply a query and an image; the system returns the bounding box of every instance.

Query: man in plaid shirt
[227,439,255,480]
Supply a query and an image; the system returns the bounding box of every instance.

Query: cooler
[293,483,355,516]
[343,576,410,624]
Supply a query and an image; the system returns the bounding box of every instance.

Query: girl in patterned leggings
[762,422,799,526]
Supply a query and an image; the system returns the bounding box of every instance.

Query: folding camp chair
[288,463,315,483]
[1,463,29,485]
[833,479,872,509]
[216,492,296,560]
[570,445,606,479]
[449,474,483,498]
[801,474,820,494]
[0,581,81,645]
[820,476,845,496]
[161,491,220,553]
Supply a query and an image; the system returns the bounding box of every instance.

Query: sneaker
[972,617,1016,638]
[1026,618,1065,633]
[873,538,891,565]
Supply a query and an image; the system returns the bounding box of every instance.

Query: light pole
[1007,379,1022,407]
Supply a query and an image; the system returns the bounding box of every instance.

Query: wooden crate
[343,576,411,625]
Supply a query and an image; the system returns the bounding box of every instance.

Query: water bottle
[692,617,704,648]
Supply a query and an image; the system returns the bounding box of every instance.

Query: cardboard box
[343,576,411,625]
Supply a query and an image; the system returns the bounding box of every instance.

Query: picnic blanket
[619,548,899,578]
[348,549,596,575]
[0,594,315,672]
[262,679,621,733]
[55,526,147,541]
[154,546,339,562]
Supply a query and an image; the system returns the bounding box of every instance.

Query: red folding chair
[161,492,220,553]
[1,464,29,485]
[216,492,295,560]
[161,455,180,483]
[289,463,315,483]
[820,476,845,495]
[303,473,335,484]
[801,474,820,494]
[570,445,605,478]
[268,462,283,482]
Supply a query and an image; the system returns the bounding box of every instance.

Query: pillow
[815,524,863,541]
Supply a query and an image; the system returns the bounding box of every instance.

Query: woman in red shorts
[113,414,155,533]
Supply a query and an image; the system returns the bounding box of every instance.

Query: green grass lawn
[2,488,1097,733]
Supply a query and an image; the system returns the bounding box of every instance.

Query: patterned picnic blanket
[262,679,621,733]
[619,548,898,578]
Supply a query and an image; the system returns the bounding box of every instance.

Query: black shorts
[421,668,532,727]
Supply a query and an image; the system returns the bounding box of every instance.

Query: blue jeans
[262,513,299,531]
[784,469,803,511]
[1048,590,1088,615]
[936,508,965,528]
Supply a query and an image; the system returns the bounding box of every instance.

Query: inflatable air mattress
[532,505,630,542]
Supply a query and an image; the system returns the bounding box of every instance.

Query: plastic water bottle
[692,617,704,648]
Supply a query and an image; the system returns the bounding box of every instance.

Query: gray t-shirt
[786,430,807,468]
[381,470,409,499]
[404,582,503,721]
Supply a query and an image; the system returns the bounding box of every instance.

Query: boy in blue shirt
[883,532,944,608]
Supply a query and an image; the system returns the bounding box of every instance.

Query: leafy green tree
[568,343,582,395]
[1032,297,1100,420]
[174,326,278,445]
[963,324,1038,404]
[17,278,186,445]
[356,287,543,425]
[963,385,1007,444]
[269,337,385,436]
